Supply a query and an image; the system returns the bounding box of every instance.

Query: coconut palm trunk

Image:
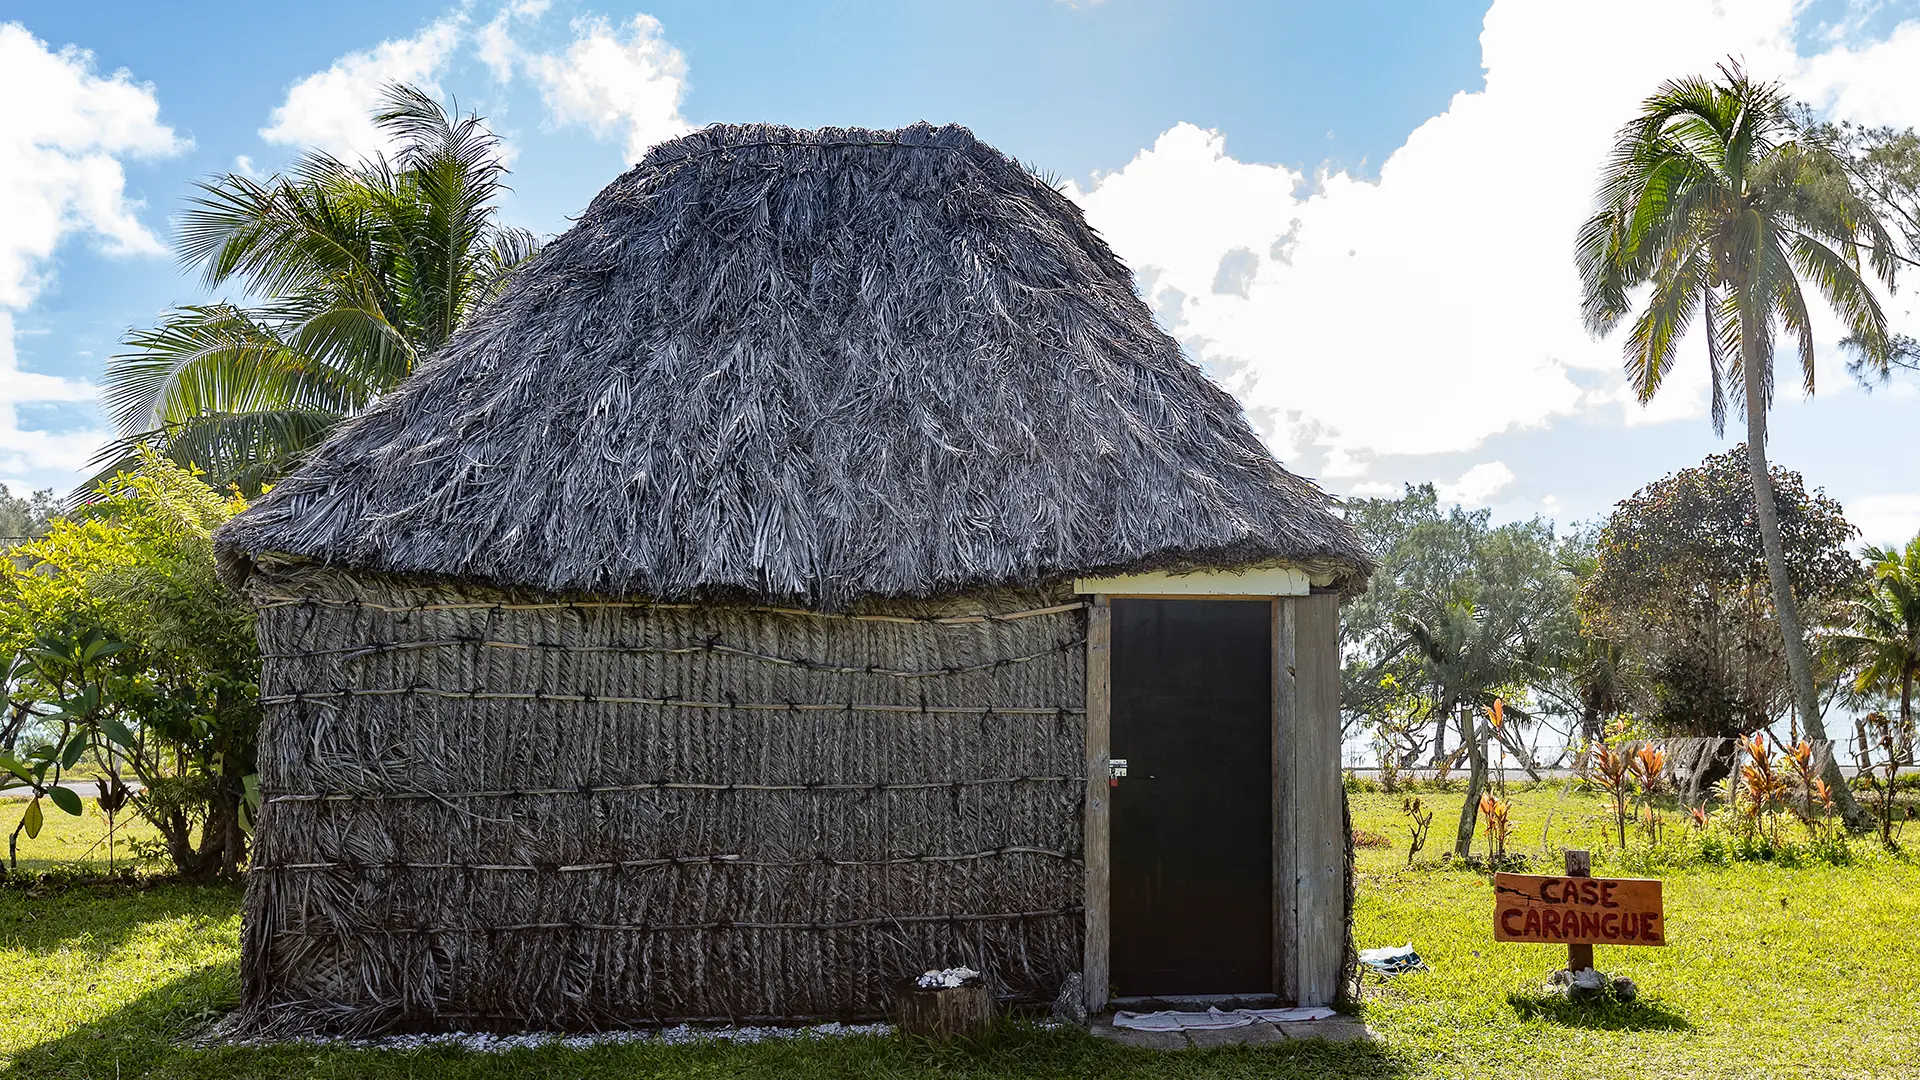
[1741,337,1870,829]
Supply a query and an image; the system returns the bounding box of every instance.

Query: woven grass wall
[235,565,1087,1036]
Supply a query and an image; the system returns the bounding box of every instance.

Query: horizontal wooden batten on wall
[1072,564,1322,598]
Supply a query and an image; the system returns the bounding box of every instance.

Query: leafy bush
[1,456,257,879]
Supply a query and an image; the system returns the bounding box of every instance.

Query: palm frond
[98,81,530,497]
[105,305,372,435]
[1623,249,1708,402]
[89,409,347,497]
[1785,229,1891,383]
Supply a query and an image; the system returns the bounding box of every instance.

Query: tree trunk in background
[1742,351,1870,830]
[1454,705,1488,858]
[143,779,247,880]
[1897,677,1914,765]
[213,776,246,878]
[1898,677,1915,766]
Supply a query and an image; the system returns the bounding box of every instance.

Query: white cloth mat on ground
[1242,1006,1338,1023]
[1111,1005,1336,1031]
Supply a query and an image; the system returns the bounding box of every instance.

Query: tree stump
[894,984,994,1041]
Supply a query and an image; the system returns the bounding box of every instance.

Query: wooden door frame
[1079,588,1343,1014]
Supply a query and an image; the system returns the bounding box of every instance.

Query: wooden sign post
[1566,849,1594,973]
[1492,850,1665,968]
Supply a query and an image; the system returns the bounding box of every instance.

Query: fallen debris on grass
[216,1020,894,1053]
[1359,942,1430,977]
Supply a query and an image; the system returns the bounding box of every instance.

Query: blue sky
[4,0,1919,544]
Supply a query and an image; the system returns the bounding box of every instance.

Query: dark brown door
[1109,598,1273,997]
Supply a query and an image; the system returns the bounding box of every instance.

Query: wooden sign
[1492,871,1665,947]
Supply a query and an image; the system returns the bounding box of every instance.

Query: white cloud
[262,6,691,168]
[529,14,689,163]
[1067,0,1920,485]
[1794,18,1920,124]
[478,0,552,83]
[0,23,180,485]
[0,22,185,307]
[0,314,107,486]
[261,16,462,161]
[1849,493,1920,548]
[1438,461,1516,507]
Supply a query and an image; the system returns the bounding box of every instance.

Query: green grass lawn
[2,796,167,876]
[2,788,1915,1079]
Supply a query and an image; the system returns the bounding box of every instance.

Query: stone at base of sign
[1547,967,1638,1003]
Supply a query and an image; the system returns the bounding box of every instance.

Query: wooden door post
[1274,593,1344,1006]
[1083,596,1112,1013]
[1565,849,1593,973]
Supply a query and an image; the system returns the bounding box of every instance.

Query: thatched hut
[215,122,1373,1036]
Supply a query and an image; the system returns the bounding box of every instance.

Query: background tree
[1576,64,1897,828]
[0,486,57,544]
[1,456,258,878]
[95,85,537,495]
[1341,486,1578,854]
[1341,485,1494,763]
[1580,448,1862,797]
[1811,118,1920,390]
[1837,536,1920,763]
[1543,530,1630,749]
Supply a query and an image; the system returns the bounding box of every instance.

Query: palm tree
[1397,601,1536,857]
[94,84,538,494]
[1555,541,1629,748]
[1838,538,1920,763]
[1576,63,1898,829]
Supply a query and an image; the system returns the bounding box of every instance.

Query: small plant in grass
[1782,740,1830,837]
[1630,745,1666,843]
[96,774,132,872]
[1803,778,1853,861]
[1855,712,1909,848]
[1737,734,1789,847]
[1591,744,1633,848]
[1402,795,1434,867]
[1477,794,1512,865]
[1352,828,1393,849]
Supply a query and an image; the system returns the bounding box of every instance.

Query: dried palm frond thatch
[216,122,1369,606]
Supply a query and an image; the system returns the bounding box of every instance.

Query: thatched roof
[217,123,1371,608]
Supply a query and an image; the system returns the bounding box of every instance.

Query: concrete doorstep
[1089,1013,1372,1049]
